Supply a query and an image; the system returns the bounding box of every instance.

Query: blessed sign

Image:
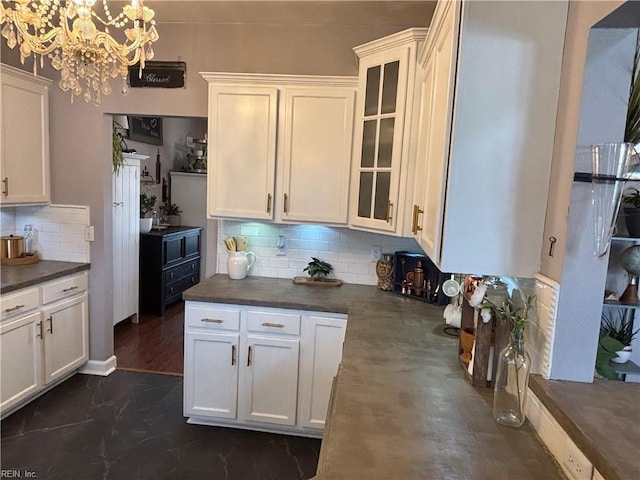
[128,61,186,89]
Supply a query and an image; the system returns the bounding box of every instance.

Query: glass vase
[492,330,531,428]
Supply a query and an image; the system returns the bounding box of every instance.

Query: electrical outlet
[84,226,95,242]
[562,444,592,480]
[370,246,382,262]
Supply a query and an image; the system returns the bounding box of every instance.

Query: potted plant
[622,188,640,237]
[139,193,157,233]
[303,257,334,282]
[160,202,182,226]
[599,310,639,365]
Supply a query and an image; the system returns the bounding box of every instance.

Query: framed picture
[127,116,163,146]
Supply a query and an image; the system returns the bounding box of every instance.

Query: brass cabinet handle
[247,346,252,366]
[261,322,285,329]
[4,304,25,313]
[46,316,53,334]
[387,201,394,223]
[2,177,8,197]
[267,193,272,213]
[412,205,424,235]
[201,318,223,324]
[231,345,236,366]
[283,193,288,213]
[36,321,43,339]
[63,286,78,293]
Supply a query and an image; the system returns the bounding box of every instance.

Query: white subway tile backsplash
[217,219,422,286]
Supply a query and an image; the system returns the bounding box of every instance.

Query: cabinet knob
[191,264,196,270]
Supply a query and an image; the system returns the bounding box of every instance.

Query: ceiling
[140,1,436,27]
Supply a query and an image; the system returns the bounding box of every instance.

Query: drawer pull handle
[191,264,196,270]
[63,286,78,293]
[266,193,272,213]
[36,321,43,339]
[170,272,175,279]
[283,193,289,213]
[5,304,25,313]
[46,316,53,334]
[231,345,236,366]
[2,177,8,197]
[201,318,224,324]
[262,322,285,329]
[247,346,252,366]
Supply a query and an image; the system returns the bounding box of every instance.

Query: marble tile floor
[1,371,320,480]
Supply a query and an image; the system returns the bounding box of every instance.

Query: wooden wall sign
[128,61,186,88]
[127,116,163,146]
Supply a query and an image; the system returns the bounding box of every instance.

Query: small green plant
[112,125,125,174]
[140,193,157,218]
[303,257,333,281]
[600,311,640,346]
[159,202,182,216]
[625,30,640,145]
[623,188,640,208]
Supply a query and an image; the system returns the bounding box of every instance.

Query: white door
[420,4,458,263]
[240,335,299,426]
[113,160,140,325]
[42,293,89,384]
[184,331,239,419]
[279,87,355,224]
[298,315,346,430]
[0,312,42,411]
[207,85,278,220]
[0,66,50,205]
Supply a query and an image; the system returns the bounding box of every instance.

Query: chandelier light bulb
[0,0,159,105]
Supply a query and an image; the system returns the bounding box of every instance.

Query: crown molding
[199,72,358,88]
[0,62,52,87]
[353,27,429,58]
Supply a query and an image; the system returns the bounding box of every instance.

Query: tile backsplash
[217,220,420,286]
[1,204,91,263]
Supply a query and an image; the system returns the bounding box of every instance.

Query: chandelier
[0,0,159,105]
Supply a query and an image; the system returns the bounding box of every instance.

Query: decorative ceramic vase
[611,346,632,364]
[493,329,531,428]
[140,218,153,234]
[227,251,256,280]
[375,253,394,291]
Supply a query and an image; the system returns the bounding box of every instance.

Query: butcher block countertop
[184,274,570,479]
[1,261,90,294]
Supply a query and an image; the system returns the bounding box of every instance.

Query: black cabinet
[140,226,202,316]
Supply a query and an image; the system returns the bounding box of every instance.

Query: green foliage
[625,30,640,145]
[140,193,157,218]
[303,257,333,281]
[600,311,639,346]
[112,125,125,174]
[159,202,182,216]
[622,188,640,208]
[595,335,625,380]
[480,292,536,339]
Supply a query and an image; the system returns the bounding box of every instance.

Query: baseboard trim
[78,356,117,376]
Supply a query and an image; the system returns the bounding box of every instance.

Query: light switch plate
[84,226,95,242]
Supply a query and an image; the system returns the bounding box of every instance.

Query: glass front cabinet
[349,29,427,234]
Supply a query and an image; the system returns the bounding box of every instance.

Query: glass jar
[375,253,394,291]
[493,329,531,428]
[23,224,34,255]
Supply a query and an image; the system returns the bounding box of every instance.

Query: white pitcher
[227,251,256,280]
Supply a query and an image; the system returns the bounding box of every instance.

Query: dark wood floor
[114,301,185,376]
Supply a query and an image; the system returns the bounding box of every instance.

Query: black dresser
[139,226,202,316]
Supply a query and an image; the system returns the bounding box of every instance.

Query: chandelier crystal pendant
[0,0,159,105]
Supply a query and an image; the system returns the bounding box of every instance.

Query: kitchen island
[184,274,564,479]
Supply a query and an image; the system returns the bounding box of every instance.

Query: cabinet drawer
[186,303,241,331]
[41,273,88,305]
[0,287,40,322]
[166,274,199,302]
[164,259,199,284]
[247,310,301,336]
[184,233,201,258]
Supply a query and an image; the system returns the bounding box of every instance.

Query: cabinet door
[298,315,346,430]
[418,3,458,263]
[0,312,43,411]
[239,335,300,426]
[41,293,89,384]
[350,51,409,232]
[279,87,355,224]
[207,85,278,220]
[184,331,239,419]
[0,66,50,205]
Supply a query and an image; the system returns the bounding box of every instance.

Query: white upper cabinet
[201,74,357,225]
[0,64,51,206]
[349,29,427,234]
[411,0,568,277]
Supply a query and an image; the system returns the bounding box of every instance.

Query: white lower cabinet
[184,301,347,437]
[0,272,89,416]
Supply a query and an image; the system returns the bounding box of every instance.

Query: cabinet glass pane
[377,118,394,168]
[358,172,374,218]
[364,66,381,116]
[381,61,399,114]
[373,172,391,220]
[361,120,377,168]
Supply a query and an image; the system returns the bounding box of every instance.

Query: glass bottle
[493,328,531,428]
[23,224,34,255]
[152,210,159,227]
[375,253,394,291]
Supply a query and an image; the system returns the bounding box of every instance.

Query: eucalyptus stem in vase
[481,292,536,428]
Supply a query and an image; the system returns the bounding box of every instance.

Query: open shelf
[610,359,640,377]
[603,300,640,310]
